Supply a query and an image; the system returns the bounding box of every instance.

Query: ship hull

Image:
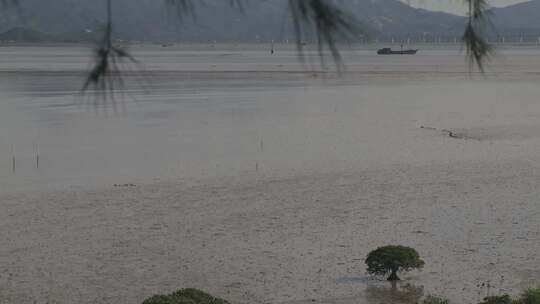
[377,49,418,55]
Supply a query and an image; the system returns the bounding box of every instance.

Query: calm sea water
[1,45,540,192]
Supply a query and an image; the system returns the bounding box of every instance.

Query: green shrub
[478,295,512,304]
[420,295,450,304]
[142,288,230,304]
[365,245,425,281]
[516,287,540,304]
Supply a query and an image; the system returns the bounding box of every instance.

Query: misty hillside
[0,0,538,43]
[489,0,540,34]
[170,0,466,42]
[342,0,463,36]
[0,0,464,42]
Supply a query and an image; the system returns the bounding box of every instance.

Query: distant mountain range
[0,0,538,43]
[489,0,540,35]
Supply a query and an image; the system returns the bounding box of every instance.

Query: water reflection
[3,46,540,195]
[365,283,424,304]
[335,275,424,303]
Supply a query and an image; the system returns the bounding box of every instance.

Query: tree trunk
[387,268,400,281]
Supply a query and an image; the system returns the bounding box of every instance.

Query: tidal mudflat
[1,45,539,303]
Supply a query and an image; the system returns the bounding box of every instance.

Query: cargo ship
[377,47,418,55]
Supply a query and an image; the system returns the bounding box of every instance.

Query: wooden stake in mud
[11,144,15,174]
[34,143,40,169]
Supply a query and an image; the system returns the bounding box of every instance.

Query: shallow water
[2,45,540,193]
[1,45,540,304]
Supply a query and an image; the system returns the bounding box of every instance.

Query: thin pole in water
[11,144,15,174]
[34,143,39,169]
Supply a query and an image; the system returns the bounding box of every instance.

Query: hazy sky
[404,0,529,15]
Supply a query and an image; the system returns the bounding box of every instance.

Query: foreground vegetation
[420,295,450,304]
[142,287,540,304]
[142,288,230,304]
[476,288,540,304]
[136,246,533,304]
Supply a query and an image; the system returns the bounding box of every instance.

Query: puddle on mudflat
[365,283,424,304]
[287,282,425,304]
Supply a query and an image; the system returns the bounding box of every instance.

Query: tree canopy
[365,245,425,281]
